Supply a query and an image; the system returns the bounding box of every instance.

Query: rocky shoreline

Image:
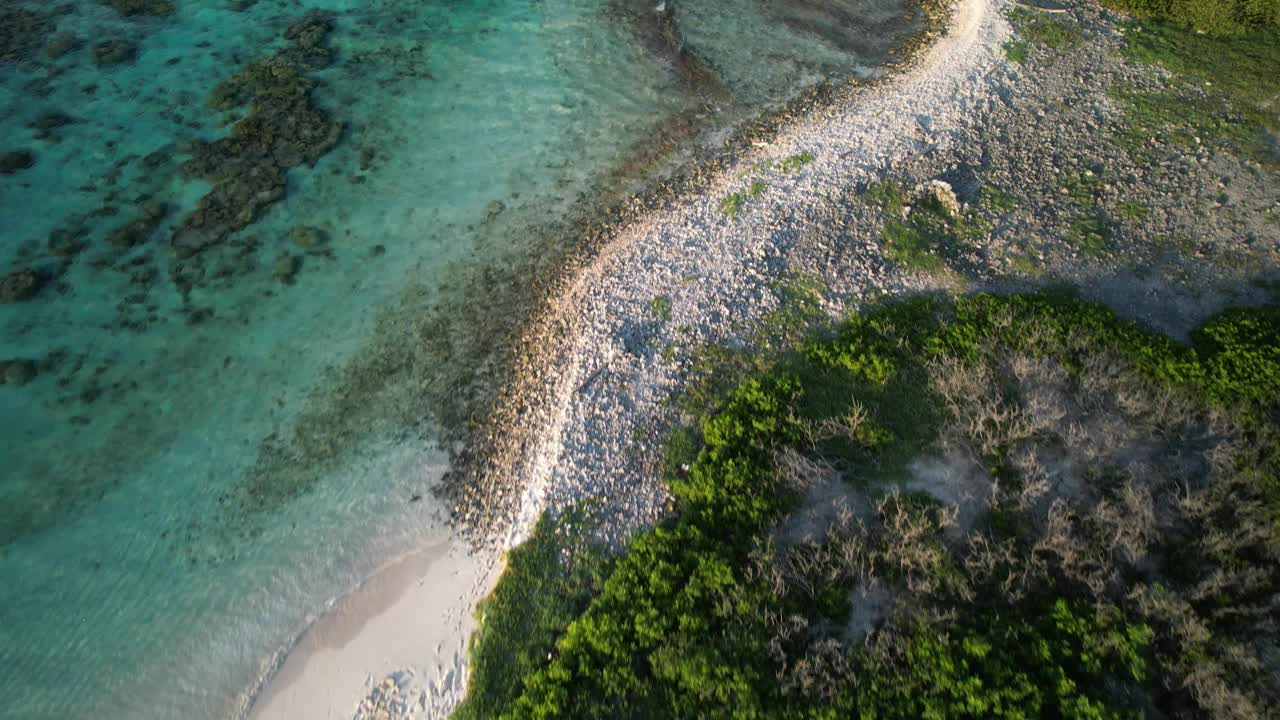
[449,0,988,549]
[446,0,959,549]
[453,0,1278,557]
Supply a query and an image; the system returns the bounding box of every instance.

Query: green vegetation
[1113,20,1280,163]
[883,219,945,272]
[869,180,993,273]
[1003,39,1029,63]
[650,294,672,322]
[720,191,748,219]
[1008,7,1084,50]
[1006,251,1044,276]
[778,152,816,173]
[854,600,1153,719]
[977,184,1019,212]
[1068,216,1111,257]
[1061,171,1105,208]
[462,292,1280,718]
[721,181,769,219]
[1057,172,1113,257]
[1104,0,1280,33]
[1114,200,1149,222]
[867,179,909,215]
[452,511,612,720]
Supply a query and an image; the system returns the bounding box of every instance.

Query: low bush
[461,292,1280,718]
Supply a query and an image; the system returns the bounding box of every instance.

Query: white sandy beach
[248,536,500,720]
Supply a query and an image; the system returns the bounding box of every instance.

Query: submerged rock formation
[0,268,43,303]
[101,0,176,17]
[172,11,342,258]
[0,359,38,386]
[90,39,137,66]
[0,149,35,175]
[0,7,54,63]
[106,204,168,248]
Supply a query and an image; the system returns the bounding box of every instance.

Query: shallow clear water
[0,0,919,717]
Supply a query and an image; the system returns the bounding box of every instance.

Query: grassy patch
[1114,200,1150,222]
[778,152,815,173]
[872,181,992,274]
[1103,0,1280,34]
[721,181,769,219]
[1007,251,1045,276]
[1003,39,1029,63]
[1008,7,1084,50]
[720,191,748,219]
[977,184,1019,212]
[1114,22,1280,163]
[867,179,909,215]
[1061,171,1106,209]
[650,294,672,322]
[883,219,945,273]
[1068,216,1112,257]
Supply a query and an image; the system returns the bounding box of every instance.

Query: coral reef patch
[0,6,54,64]
[101,0,176,18]
[172,11,342,259]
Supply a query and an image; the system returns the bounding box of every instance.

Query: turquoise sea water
[0,1,919,717]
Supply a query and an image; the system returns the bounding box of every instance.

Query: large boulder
[91,40,137,66]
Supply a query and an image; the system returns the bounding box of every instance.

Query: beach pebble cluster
[352,671,421,720]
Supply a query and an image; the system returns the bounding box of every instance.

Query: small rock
[0,268,43,303]
[102,0,176,17]
[0,150,35,175]
[0,359,37,386]
[29,111,74,132]
[288,225,326,248]
[923,179,962,217]
[47,225,87,256]
[91,40,137,66]
[106,205,167,247]
[273,254,300,283]
[45,32,80,59]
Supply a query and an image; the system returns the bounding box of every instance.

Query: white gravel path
[508,0,1014,545]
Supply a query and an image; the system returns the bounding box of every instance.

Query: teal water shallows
[0,0,920,717]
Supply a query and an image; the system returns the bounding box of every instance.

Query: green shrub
[1192,305,1280,405]
[454,511,612,720]
[849,600,1151,719]
[1003,39,1030,62]
[778,152,815,173]
[465,292,1280,718]
[721,192,748,219]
